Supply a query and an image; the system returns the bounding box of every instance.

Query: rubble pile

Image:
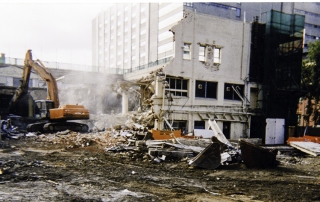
[2,112,318,171]
[88,113,129,132]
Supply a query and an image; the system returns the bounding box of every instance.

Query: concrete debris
[289,141,320,156]
[2,112,317,170]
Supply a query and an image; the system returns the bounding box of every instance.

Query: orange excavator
[8,50,89,133]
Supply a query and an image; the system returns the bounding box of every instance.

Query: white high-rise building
[92,3,183,73]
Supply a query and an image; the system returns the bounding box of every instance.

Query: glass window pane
[176,79,182,89]
[195,80,205,97]
[206,82,217,98]
[170,78,175,89]
[182,80,188,90]
[214,48,220,63]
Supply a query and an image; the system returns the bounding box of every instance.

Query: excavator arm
[24,50,60,108]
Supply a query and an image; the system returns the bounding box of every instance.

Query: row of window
[166,77,244,101]
[295,9,320,18]
[0,76,44,88]
[183,43,221,63]
[305,23,320,30]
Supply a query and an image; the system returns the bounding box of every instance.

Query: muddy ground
[0,134,320,202]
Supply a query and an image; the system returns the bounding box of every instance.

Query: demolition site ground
[0,133,320,202]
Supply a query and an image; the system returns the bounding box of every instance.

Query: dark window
[13,78,33,87]
[236,8,241,17]
[13,78,21,87]
[223,122,231,139]
[195,80,217,99]
[194,121,205,129]
[165,120,187,134]
[224,83,244,101]
[166,77,188,97]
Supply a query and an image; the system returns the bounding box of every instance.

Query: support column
[122,92,128,115]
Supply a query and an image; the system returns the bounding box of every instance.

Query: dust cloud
[57,72,124,115]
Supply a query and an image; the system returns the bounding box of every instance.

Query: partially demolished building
[122,9,305,142]
[123,10,252,139]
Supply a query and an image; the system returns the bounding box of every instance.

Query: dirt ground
[0,134,320,202]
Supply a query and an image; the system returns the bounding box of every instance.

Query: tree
[302,40,320,126]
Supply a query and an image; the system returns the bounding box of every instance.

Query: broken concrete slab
[148,148,194,159]
[194,129,216,139]
[289,141,320,156]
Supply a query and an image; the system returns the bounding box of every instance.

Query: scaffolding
[249,10,305,141]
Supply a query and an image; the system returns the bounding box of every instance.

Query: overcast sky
[0,0,113,69]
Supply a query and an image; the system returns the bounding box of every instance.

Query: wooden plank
[289,141,320,156]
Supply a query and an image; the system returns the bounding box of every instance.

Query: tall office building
[281,2,320,52]
[92,2,320,72]
[92,3,184,73]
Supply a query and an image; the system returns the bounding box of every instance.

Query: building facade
[92,3,182,73]
[92,2,319,73]
[124,10,252,140]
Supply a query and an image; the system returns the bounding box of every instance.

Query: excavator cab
[34,100,54,119]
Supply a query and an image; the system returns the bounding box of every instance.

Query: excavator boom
[24,50,60,108]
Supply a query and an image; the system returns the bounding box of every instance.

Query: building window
[224,83,244,101]
[140,29,146,35]
[183,43,191,60]
[140,52,146,57]
[194,121,205,129]
[199,45,205,61]
[195,80,217,99]
[211,46,221,63]
[140,18,146,24]
[199,45,222,64]
[165,120,187,134]
[140,41,146,47]
[183,2,193,7]
[166,77,188,97]
[13,78,22,87]
[236,8,241,17]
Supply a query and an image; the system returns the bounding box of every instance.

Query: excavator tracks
[27,122,89,133]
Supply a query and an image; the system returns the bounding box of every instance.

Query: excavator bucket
[189,142,221,169]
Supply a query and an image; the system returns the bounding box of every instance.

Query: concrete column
[122,92,128,115]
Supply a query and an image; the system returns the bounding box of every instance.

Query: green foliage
[302,40,320,125]
[308,40,320,63]
[301,60,315,86]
